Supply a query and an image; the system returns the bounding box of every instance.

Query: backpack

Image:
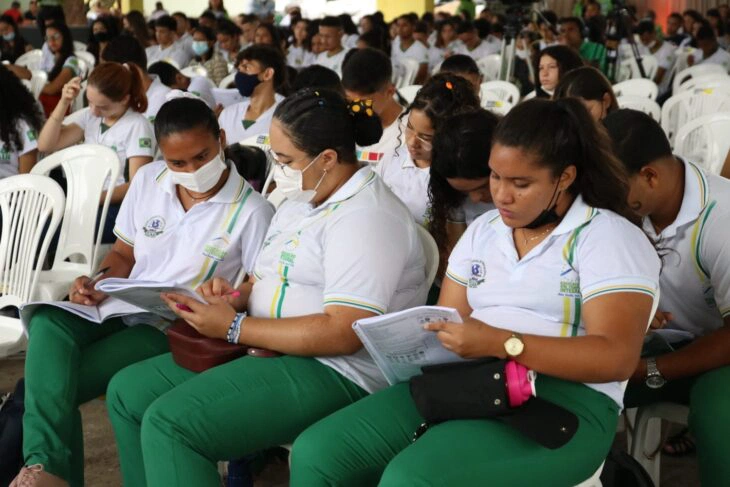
[600,448,655,487]
[0,379,25,486]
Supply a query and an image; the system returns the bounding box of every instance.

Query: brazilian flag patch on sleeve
[139,137,152,148]
[27,130,37,142]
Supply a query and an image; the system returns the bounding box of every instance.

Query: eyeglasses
[45,33,62,41]
[404,125,433,151]
[266,148,302,177]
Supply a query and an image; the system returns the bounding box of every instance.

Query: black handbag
[409,359,579,449]
[0,379,25,486]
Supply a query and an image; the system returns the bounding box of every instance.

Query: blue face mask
[191,40,209,56]
[234,71,261,97]
[3,32,15,42]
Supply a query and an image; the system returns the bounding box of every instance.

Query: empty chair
[480,80,520,105]
[398,84,421,104]
[14,49,43,71]
[677,73,730,93]
[617,95,661,121]
[674,113,730,175]
[481,90,513,116]
[673,64,728,94]
[661,90,730,146]
[477,54,501,81]
[613,78,658,100]
[30,145,120,300]
[0,174,65,357]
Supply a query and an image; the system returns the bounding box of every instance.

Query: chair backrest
[481,91,513,115]
[674,113,730,175]
[480,80,520,104]
[613,78,658,100]
[616,55,659,83]
[673,64,728,94]
[29,70,47,99]
[416,225,439,294]
[71,79,88,113]
[396,58,419,88]
[14,49,42,70]
[31,145,120,272]
[522,90,536,101]
[661,90,730,146]
[73,40,87,52]
[74,50,96,75]
[181,65,208,78]
[0,174,65,308]
[617,95,661,121]
[677,73,730,93]
[477,54,501,81]
[398,84,421,104]
[219,71,236,88]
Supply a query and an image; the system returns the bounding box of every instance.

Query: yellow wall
[377,0,434,22]
[121,0,145,13]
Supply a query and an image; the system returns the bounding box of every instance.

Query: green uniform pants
[625,364,730,486]
[106,353,368,487]
[291,376,620,487]
[22,306,169,485]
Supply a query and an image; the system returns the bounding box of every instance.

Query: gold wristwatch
[504,332,525,358]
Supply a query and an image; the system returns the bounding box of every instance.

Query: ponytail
[88,61,149,114]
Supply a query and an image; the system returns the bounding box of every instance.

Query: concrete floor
[1,355,699,487]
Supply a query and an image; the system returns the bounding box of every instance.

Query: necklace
[520,224,556,246]
[182,186,215,201]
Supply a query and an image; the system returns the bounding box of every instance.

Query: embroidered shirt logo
[203,234,231,262]
[142,216,165,237]
[469,260,486,288]
[139,137,152,148]
[558,267,581,297]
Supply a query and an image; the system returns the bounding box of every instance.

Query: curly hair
[0,64,44,152]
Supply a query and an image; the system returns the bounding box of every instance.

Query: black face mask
[93,31,110,43]
[524,179,561,230]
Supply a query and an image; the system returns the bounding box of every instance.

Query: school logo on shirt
[202,233,231,262]
[143,216,166,238]
[469,260,486,288]
[139,137,152,149]
[26,129,37,142]
[558,267,580,297]
[279,237,299,266]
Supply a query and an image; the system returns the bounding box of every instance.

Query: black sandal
[662,428,696,457]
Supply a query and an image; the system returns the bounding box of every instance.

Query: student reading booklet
[352,306,466,385]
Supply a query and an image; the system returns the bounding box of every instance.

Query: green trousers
[106,353,368,487]
[291,376,620,486]
[22,306,169,485]
[625,364,730,486]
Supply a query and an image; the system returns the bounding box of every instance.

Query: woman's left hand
[424,318,495,359]
[162,292,237,339]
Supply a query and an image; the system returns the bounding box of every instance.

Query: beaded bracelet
[226,312,247,344]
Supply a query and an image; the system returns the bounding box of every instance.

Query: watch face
[646,375,666,389]
[505,337,524,357]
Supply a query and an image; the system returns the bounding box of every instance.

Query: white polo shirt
[373,148,430,226]
[356,111,404,167]
[446,196,660,407]
[145,74,172,123]
[313,48,348,77]
[428,41,462,71]
[114,160,273,292]
[146,41,193,69]
[0,119,38,179]
[391,39,429,66]
[643,159,730,340]
[217,98,280,145]
[187,76,216,109]
[454,39,500,60]
[248,167,427,392]
[699,47,730,73]
[287,46,316,70]
[64,107,156,187]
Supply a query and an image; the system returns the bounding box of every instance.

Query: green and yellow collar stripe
[690,200,716,280]
[687,161,709,209]
[582,284,656,302]
[155,167,168,183]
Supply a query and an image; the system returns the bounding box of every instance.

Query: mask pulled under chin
[170,153,227,194]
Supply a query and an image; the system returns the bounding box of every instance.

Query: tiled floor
[1,356,699,486]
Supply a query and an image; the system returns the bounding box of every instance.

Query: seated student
[7,22,80,117]
[689,24,730,72]
[604,110,730,486]
[391,15,429,84]
[0,64,42,177]
[290,97,661,487]
[635,20,677,92]
[428,18,460,72]
[536,44,584,98]
[216,19,242,63]
[123,10,154,48]
[559,16,607,74]
[290,64,343,94]
[342,48,404,168]
[313,16,348,77]
[218,45,286,145]
[102,35,172,123]
[188,25,229,86]
[10,97,273,487]
[87,16,119,64]
[429,109,498,272]
[254,22,284,54]
[145,15,192,69]
[553,66,618,121]
[374,73,480,225]
[149,60,216,109]
[105,88,427,487]
[438,54,482,94]
[537,10,560,50]
[454,20,500,61]
[287,18,316,70]
[0,14,30,63]
[171,11,193,55]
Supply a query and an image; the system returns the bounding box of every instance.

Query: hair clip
[445,81,453,90]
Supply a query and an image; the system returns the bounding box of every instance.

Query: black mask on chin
[524,180,561,229]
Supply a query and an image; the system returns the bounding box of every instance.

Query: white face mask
[272,152,326,203]
[170,150,227,194]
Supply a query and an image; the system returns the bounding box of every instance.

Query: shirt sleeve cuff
[581,277,658,303]
[323,292,387,315]
[445,268,469,287]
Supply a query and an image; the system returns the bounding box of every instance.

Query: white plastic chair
[661,90,730,147]
[181,65,208,78]
[73,40,87,52]
[677,73,730,94]
[612,79,658,100]
[71,80,88,113]
[617,96,661,121]
[616,55,658,83]
[398,84,421,104]
[481,91,513,116]
[477,54,501,81]
[0,174,65,357]
[14,49,42,71]
[416,224,438,293]
[30,145,120,300]
[74,50,96,76]
[29,70,47,99]
[522,90,536,101]
[674,113,730,175]
[673,64,728,94]
[395,58,419,88]
[219,71,236,88]
[480,80,520,105]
